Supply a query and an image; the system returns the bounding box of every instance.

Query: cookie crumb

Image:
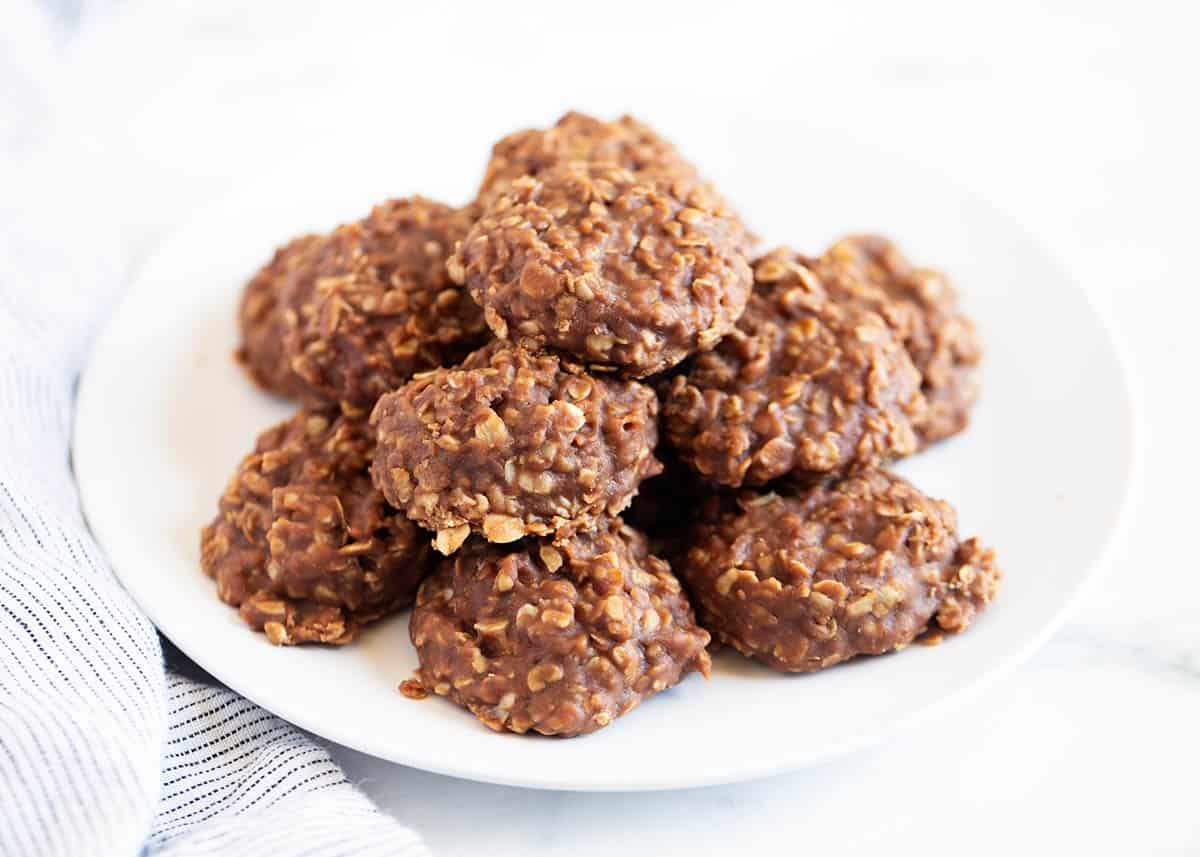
[399,677,430,700]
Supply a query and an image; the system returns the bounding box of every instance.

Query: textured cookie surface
[236,234,323,399]
[678,470,1001,671]
[452,162,753,377]
[371,341,661,552]
[773,236,983,444]
[236,197,487,411]
[201,410,432,644]
[662,268,925,486]
[475,111,697,208]
[410,519,711,736]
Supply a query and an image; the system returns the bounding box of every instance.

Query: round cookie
[236,233,322,399]
[200,410,433,645]
[284,197,489,413]
[451,162,753,377]
[475,111,696,208]
[678,470,1001,672]
[371,340,662,553]
[409,519,712,736]
[662,270,926,487]
[803,236,982,444]
[236,197,488,412]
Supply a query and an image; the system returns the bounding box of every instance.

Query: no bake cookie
[201,410,433,644]
[409,519,711,736]
[452,162,753,377]
[662,267,925,486]
[237,197,487,411]
[798,236,982,444]
[371,340,661,552]
[677,470,1001,671]
[475,111,697,208]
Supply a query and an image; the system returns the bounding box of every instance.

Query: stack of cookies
[201,112,1001,738]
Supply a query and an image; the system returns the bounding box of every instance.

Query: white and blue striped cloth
[0,165,426,857]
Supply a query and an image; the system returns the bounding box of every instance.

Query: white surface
[73,126,1134,791]
[9,0,1199,851]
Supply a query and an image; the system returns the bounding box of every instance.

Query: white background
[4,1,1198,853]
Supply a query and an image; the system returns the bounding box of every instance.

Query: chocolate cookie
[236,234,322,399]
[678,470,1001,672]
[371,341,661,553]
[236,197,488,412]
[201,410,433,645]
[475,111,696,208]
[799,236,982,444]
[662,270,926,487]
[451,162,753,377]
[409,519,711,736]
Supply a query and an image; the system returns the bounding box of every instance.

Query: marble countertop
[5,1,1195,853]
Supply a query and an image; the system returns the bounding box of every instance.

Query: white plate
[74,125,1137,791]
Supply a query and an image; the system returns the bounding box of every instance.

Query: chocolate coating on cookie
[678,470,1001,672]
[371,341,662,552]
[662,271,925,487]
[475,111,696,208]
[409,520,711,736]
[236,197,488,411]
[236,234,322,399]
[201,410,433,644]
[451,162,753,377]
[284,197,489,412]
[801,236,982,444]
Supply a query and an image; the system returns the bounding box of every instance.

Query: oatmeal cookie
[283,197,488,412]
[200,410,433,644]
[236,234,322,399]
[409,519,711,736]
[678,470,1001,672]
[475,111,697,208]
[662,271,925,487]
[451,162,753,377]
[797,236,982,444]
[371,341,661,553]
[236,197,488,411]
